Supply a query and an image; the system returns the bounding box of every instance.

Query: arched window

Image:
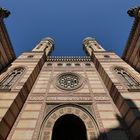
[0,67,24,89]
[114,67,140,90]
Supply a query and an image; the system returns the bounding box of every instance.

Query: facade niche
[57,63,63,66]
[47,63,52,66]
[114,67,140,90]
[0,67,24,90]
[75,63,80,66]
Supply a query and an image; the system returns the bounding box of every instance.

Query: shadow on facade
[94,115,130,140]
[93,98,140,140]
[50,113,132,140]
[49,99,140,140]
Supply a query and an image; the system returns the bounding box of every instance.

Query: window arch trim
[113,66,140,91]
[0,66,26,90]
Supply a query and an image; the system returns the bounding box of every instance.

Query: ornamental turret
[32,37,55,56]
[83,37,105,56]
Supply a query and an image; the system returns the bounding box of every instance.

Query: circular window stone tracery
[56,72,82,91]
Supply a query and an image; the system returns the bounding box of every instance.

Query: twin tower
[32,36,105,56]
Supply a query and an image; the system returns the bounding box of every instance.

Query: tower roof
[42,37,55,45]
[83,37,95,44]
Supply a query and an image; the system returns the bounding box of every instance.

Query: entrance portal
[52,114,87,140]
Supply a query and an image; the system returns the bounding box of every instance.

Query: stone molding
[38,104,100,140]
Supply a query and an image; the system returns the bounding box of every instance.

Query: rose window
[56,73,82,90]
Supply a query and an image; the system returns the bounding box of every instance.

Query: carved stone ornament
[56,72,83,91]
[127,7,140,18]
[0,7,10,18]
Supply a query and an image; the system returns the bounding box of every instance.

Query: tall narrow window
[0,67,24,90]
[114,67,140,90]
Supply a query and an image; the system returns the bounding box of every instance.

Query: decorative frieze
[46,56,91,62]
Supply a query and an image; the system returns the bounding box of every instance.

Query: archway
[38,104,100,140]
[52,114,87,140]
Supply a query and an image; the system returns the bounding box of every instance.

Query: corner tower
[122,7,140,72]
[0,37,54,140]
[83,36,140,139]
[0,8,16,71]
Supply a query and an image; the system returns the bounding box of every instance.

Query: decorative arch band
[38,104,100,140]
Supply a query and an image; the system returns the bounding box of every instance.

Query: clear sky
[1,1,140,57]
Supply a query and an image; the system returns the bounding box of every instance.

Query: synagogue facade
[0,7,140,140]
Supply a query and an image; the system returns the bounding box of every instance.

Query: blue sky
[1,1,140,56]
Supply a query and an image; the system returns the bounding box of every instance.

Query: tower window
[104,55,110,58]
[114,67,140,91]
[0,67,24,90]
[36,44,42,49]
[95,44,101,49]
[28,55,34,58]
